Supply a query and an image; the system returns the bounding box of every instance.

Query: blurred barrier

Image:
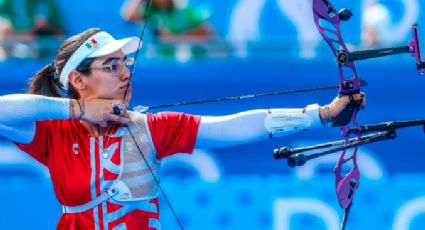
[2,175,424,229]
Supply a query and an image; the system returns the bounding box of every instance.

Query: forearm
[0,94,77,126]
[195,104,323,149]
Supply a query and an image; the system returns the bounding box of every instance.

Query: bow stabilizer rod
[273,118,425,167]
[279,130,396,167]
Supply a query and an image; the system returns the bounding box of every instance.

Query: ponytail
[27,63,63,97]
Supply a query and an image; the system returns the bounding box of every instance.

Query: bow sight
[337,24,425,74]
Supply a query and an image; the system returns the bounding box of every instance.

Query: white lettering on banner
[227,0,320,58]
[161,149,223,182]
[227,0,265,42]
[393,196,425,230]
[275,0,321,58]
[273,198,339,230]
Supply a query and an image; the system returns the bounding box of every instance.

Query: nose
[121,66,131,81]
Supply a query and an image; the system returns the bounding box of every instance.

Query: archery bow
[312,2,362,228]
[272,1,425,229]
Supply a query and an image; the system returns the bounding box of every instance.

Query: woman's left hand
[320,93,366,126]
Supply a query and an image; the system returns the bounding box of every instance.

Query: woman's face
[82,50,132,101]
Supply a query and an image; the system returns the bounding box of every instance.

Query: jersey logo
[72,143,79,155]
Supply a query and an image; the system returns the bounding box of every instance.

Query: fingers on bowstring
[120,107,130,118]
[111,101,130,118]
[106,113,130,125]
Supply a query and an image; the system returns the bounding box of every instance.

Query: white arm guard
[195,104,322,149]
[0,94,70,126]
[265,104,322,137]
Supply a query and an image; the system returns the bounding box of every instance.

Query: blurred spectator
[0,0,64,59]
[121,0,219,60]
[121,0,212,42]
[361,2,392,48]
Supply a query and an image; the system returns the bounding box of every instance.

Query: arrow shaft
[145,80,368,110]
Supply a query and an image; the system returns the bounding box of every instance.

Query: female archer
[0,28,364,229]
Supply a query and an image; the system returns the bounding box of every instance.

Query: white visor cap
[60,31,141,90]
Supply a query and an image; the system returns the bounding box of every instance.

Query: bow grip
[332,96,361,127]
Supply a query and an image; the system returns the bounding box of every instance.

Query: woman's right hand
[71,99,130,127]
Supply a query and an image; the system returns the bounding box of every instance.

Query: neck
[80,121,111,137]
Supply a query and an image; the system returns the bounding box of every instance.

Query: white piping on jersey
[106,199,158,222]
[90,137,101,230]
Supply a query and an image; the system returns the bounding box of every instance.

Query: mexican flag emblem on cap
[85,39,99,50]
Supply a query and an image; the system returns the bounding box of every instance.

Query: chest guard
[62,112,162,214]
[109,111,161,202]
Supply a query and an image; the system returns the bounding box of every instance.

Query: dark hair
[27,28,101,99]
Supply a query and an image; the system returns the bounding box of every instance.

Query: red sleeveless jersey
[16,112,200,230]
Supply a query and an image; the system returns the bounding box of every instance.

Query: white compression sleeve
[0,94,70,126]
[195,104,322,149]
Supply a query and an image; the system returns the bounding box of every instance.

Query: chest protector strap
[62,189,117,214]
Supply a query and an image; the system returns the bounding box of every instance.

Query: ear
[68,70,87,90]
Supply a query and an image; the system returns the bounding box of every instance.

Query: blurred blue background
[1,0,425,229]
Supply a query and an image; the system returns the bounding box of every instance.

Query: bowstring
[119,0,185,229]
